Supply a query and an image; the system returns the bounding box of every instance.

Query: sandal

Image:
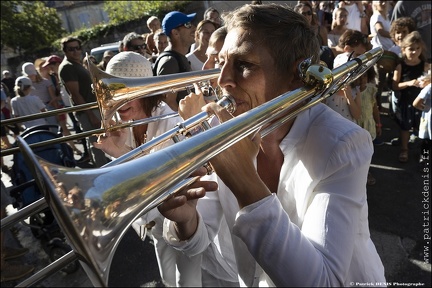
[398,149,409,163]
[367,172,376,186]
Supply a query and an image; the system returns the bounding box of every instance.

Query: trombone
[0,66,221,157]
[3,47,383,287]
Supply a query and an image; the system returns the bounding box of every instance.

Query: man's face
[129,39,147,56]
[174,22,196,47]
[64,41,82,63]
[217,27,292,116]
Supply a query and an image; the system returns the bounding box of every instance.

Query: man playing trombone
[158,3,386,287]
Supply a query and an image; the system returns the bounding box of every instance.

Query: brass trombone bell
[87,57,221,130]
[0,65,221,157]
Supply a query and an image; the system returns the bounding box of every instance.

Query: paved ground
[1,92,431,287]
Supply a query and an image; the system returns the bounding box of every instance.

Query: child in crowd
[369,0,394,111]
[392,31,430,163]
[327,7,349,50]
[413,83,431,169]
[387,17,417,122]
[356,68,382,186]
[325,29,369,123]
[10,76,47,129]
[21,62,58,129]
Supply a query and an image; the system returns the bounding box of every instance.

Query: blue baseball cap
[162,11,196,36]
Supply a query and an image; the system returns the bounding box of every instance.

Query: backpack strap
[153,50,188,76]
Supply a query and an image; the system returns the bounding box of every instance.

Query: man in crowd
[122,32,151,59]
[58,36,109,167]
[153,11,196,111]
[96,50,114,71]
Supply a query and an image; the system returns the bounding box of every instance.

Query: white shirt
[163,103,386,286]
[370,13,394,50]
[124,102,180,150]
[11,94,47,129]
[417,83,431,139]
[32,78,54,104]
[186,52,204,71]
[388,44,402,58]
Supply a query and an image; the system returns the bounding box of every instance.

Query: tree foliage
[1,1,66,56]
[104,1,190,24]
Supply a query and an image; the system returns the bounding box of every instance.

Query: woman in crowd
[294,1,328,47]
[93,51,201,287]
[186,20,219,71]
[39,55,82,155]
[21,62,58,129]
[10,76,47,129]
[327,7,349,51]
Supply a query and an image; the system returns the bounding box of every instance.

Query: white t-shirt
[417,84,431,139]
[370,13,394,50]
[11,94,47,128]
[186,52,204,71]
[32,78,54,104]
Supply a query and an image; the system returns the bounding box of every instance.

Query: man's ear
[170,29,179,38]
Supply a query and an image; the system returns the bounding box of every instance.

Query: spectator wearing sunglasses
[58,36,110,167]
[122,32,151,60]
[154,11,196,111]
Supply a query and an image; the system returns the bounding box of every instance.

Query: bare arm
[372,100,382,137]
[392,64,420,90]
[164,92,179,112]
[374,22,391,38]
[413,95,425,110]
[47,84,59,108]
[63,80,100,127]
[343,86,362,120]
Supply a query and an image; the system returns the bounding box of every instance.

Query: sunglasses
[131,44,147,51]
[66,46,82,52]
[176,22,193,29]
[302,11,313,16]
